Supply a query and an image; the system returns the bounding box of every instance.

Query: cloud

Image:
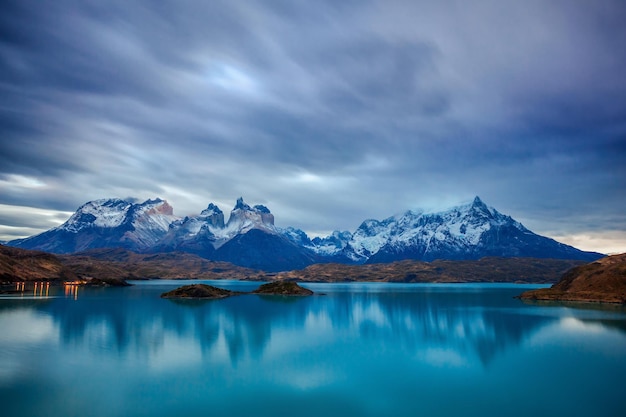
[0,0,625,252]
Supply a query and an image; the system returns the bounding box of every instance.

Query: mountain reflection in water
[3,282,623,367]
[2,281,626,417]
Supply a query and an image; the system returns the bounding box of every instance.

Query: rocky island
[519,253,626,304]
[160,284,235,299]
[161,281,313,299]
[252,281,314,296]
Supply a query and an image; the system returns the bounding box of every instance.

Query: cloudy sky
[1,0,625,254]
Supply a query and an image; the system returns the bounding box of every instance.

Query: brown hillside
[61,248,266,280]
[0,244,78,282]
[273,257,584,283]
[519,253,626,304]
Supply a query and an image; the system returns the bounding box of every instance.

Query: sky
[1,0,625,254]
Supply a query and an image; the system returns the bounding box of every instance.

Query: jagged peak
[232,198,271,214]
[234,197,251,211]
[253,204,271,214]
[225,197,275,230]
[201,203,223,216]
[468,196,492,216]
[78,197,171,211]
[78,198,131,209]
[141,198,165,205]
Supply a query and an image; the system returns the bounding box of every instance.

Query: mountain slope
[0,245,78,282]
[212,229,318,272]
[10,198,178,254]
[155,197,316,271]
[519,253,626,303]
[60,248,266,280]
[346,197,601,263]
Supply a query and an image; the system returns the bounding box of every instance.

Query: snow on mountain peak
[347,197,528,261]
[160,198,276,246]
[130,199,177,231]
[201,203,223,217]
[10,195,602,265]
[60,198,178,235]
[253,204,271,214]
[199,203,225,228]
[63,198,132,232]
[227,198,275,231]
[234,197,251,211]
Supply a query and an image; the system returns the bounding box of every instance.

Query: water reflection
[2,284,625,370]
[0,283,596,367]
[2,283,626,417]
[63,283,80,300]
[3,282,83,300]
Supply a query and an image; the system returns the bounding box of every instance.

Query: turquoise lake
[1,281,625,417]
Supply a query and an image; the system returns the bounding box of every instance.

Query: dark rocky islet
[252,281,314,296]
[161,281,313,299]
[160,284,235,299]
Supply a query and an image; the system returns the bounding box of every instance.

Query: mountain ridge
[8,196,604,271]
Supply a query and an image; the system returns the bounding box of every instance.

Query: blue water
[1,281,625,417]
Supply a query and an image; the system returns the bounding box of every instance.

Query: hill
[0,244,78,283]
[519,253,626,303]
[273,257,585,283]
[60,248,266,280]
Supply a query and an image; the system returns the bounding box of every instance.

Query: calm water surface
[1,281,625,417]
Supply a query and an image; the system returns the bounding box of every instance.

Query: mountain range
[8,196,603,271]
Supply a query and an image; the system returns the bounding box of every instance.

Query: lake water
[1,281,625,417]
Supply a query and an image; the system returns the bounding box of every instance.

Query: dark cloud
[0,0,625,252]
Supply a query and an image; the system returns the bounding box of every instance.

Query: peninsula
[519,253,626,304]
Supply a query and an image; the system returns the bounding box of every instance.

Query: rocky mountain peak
[253,204,271,214]
[471,196,485,206]
[227,198,275,229]
[201,203,223,216]
[234,197,251,211]
[63,199,133,232]
[136,199,174,216]
[199,203,225,228]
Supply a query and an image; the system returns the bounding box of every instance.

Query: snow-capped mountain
[226,198,275,234]
[155,197,317,271]
[10,198,178,253]
[280,227,353,261]
[153,203,224,257]
[157,198,277,251]
[343,197,601,263]
[8,195,603,271]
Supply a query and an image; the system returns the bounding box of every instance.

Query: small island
[160,284,234,299]
[161,281,313,299]
[519,253,626,304]
[252,281,314,296]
